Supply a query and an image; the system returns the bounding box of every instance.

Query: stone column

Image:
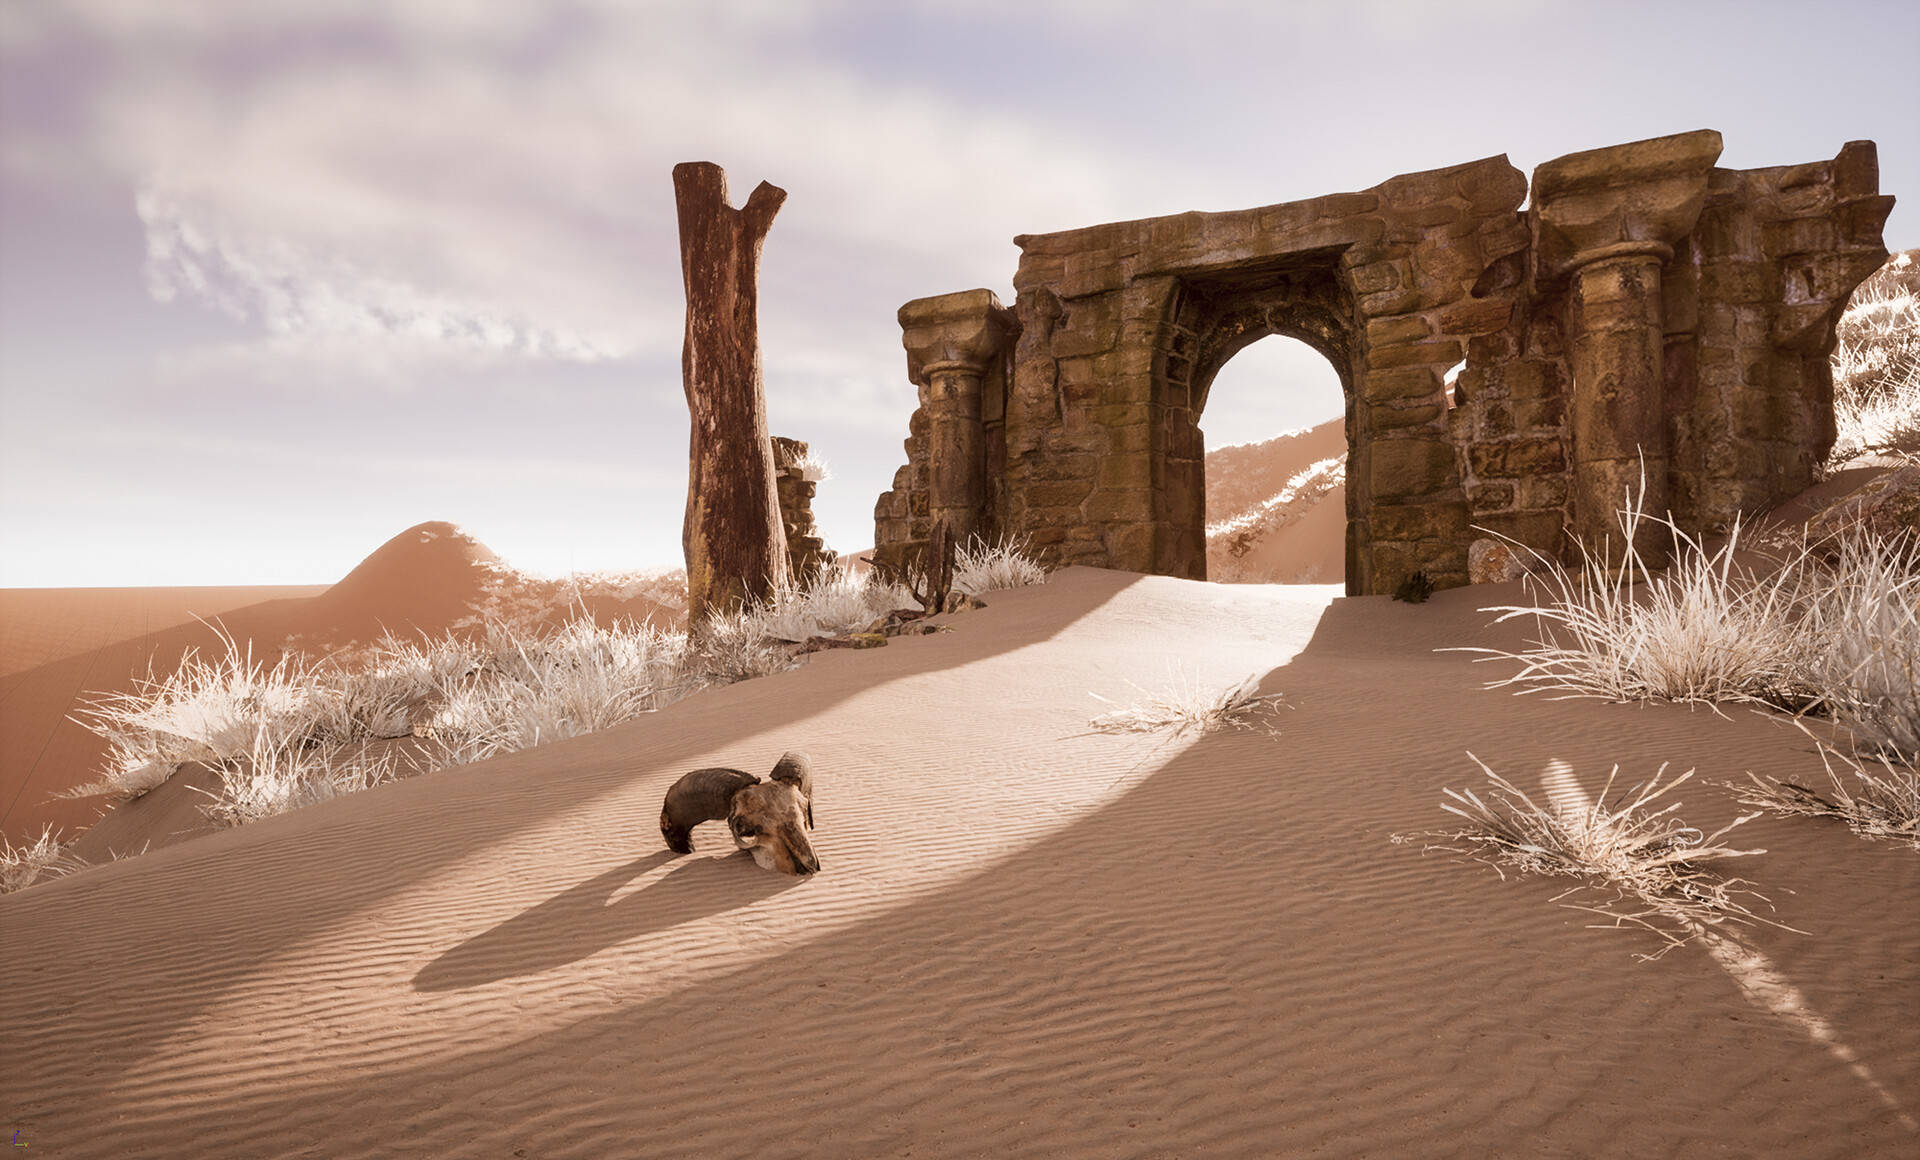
[1565,244,1674,558]
[898,289,1019,547]
[1534,130,1721,567]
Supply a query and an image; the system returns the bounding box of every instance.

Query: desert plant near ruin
[1793,527,1920,760]
[747,563,916,644]
[1407,754,1787,959]
[953,534,1049,596]
[1828,250,1920,470]
[1459,486,1918,758]
[1088,671,1285,738]
[1458,495,1820,710]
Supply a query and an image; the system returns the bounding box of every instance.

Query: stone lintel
[1533,129,1724,277]
[899,288,1020,386]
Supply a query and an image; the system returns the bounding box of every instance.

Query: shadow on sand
[412,850,810,992]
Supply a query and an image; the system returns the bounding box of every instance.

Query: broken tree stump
[674,160,790,628]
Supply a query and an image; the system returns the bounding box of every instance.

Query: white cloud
[6,0,1171,394]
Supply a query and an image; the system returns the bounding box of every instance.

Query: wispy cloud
[7,0,1164,390]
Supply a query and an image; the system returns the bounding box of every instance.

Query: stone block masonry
[874,131,1891,595]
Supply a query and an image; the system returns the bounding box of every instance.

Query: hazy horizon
[4,0,1914,587]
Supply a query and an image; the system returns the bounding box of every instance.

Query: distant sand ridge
[0,521,681,842]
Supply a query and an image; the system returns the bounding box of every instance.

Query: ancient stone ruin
[772,435,836,582]
[873,130,1894,595]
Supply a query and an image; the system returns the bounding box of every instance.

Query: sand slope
[3,567,1914,1158]
[1205,418,1349,584]
[0,522,678,842]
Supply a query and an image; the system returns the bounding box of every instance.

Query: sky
[2,0,1915,587]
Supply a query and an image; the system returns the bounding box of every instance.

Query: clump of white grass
[1829,250,1920,470]
[745,565,916,644]
[790,450,832,482]
[1,826,82,894]
[1460,472,1919,765]
[1408,754,1787,959]
[1457,485,1818,708]
[953,535,1049,596]
[66,625,328,800]
[1732,722,1919,850]
[195,738,402,828]
[421,617,689,764]
[1088,671,1285,737]
[1794,529,1920,758]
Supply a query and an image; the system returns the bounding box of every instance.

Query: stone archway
[875,130,1893,596]
[1155,251,1361,585]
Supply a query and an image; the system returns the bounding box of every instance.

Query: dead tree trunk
[674,161,790,628]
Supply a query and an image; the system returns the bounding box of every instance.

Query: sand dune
[1205,417,1349,584]
[3,565,1914,1158]
[0,521,678,842]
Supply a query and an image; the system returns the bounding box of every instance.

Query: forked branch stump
[674,160,791,628]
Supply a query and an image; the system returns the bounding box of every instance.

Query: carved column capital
[1532,129,1722,279]
[898,288,1020,387]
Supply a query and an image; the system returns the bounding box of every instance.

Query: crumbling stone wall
[772,436,835,582]
[875,130,1892,595]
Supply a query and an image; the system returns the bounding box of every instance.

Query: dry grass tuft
[953,535,1049,596]
[1793,529,1920,759]
[1829,249,1920,470]
[1732,722,1920,850]
[1455,484,1817,709]
[1088,671,1285,738]
[1406,754,1789,959]
[0,826,82,894]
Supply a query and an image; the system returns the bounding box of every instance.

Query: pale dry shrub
[421,617,687,765]
[1457,488,1818,708]
[1732,722,1919,850]
[64,558,977,835]
[1795,529,1920,758]
[1088,671,1285,737]
[953,535,1048,596]
[692,606,803,685]
[1408,754,1787,959]
[791,450,832,482]
[195,738,402,828]
[0,826,82,894]
[67,625,327,800]
[1829,250,1920,470]
[747,565,914,643]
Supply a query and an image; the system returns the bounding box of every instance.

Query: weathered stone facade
[874,130,1893,595]
[771,436,835,582]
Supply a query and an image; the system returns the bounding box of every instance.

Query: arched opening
[1198,334,1349,584]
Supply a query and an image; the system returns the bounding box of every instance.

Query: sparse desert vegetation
[1406,754,1783,959]
[1828,249,1920,470]
[1088,670,1285,738]
[1448,254,1920,861]
[1733,722,1920,851]
[0,824,82,894]
[40,550,1046,874]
